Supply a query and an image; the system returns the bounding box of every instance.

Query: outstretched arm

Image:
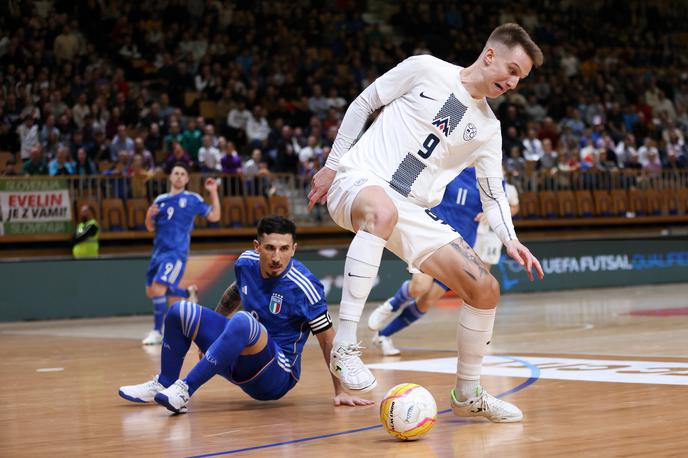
[215,281,242,316]
[204,178,221,222]
[315,327,375,406]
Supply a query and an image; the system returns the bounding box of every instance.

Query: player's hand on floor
[505,239,544,281]
[334,392,375,407]
[308,167,336,210]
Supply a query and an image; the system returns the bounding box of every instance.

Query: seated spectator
[129,154,155,198]
[49,147,75,176]
[642,150,663,178]
[163,140,192,174]
[44,130,62,159]
[109,124,134,162]
[198,135,222,172]
[22,145,48,176]
[596,149,619,173]
[245,106,270,148]
[17,115,39,161]
[2,157,19,176]
[144,123,163,155]
[133,137,154,170]
[164,121,184,154]
[74,147,97,176]
[505,146,525,177]
[637,137,659,166]
[181,118,203,163]
[243,149,270,196]
[220,139,242,175]
[308,84,329,119]
[539,138,559,171]
[298,135,322,174]
[226,98,251,146]
[522,128,545,162]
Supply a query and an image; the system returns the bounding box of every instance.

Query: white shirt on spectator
[522,137,544,162]
[246,115,270,142]
[17,123,39,160]
[227,108,251,130]
[199,146,222,171]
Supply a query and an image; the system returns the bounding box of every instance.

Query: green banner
[0,178,72,234]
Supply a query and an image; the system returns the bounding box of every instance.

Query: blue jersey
[151,191,210,260]
[234,250,331,382]
[431,167,482,247]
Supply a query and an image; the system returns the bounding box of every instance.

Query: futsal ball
[379,383,437,441]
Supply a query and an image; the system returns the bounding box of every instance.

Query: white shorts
[327,168,460,270]
[474,222,503,265]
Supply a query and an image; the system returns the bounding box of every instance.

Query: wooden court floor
[1,283,687,457]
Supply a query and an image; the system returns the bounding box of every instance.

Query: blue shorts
[146,254,187,288]
[227,335,298,401]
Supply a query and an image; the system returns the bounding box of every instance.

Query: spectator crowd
[1,0,687,194]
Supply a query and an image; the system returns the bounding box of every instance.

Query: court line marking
[36,367,64,372]
[186,356,540,458]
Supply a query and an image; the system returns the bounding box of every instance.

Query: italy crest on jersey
[179,197,187,208]
[269,293,283,314]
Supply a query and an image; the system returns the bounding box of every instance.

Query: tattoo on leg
[450,240,488,278]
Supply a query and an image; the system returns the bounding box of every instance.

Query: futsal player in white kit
[308,23,545,423]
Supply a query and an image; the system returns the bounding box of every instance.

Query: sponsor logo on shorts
[354,178,368,187]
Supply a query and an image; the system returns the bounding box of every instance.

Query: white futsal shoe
[330,343,377,393]
[367,300,395,331]
[187,285,199,304]
[119,375,164,403]
[154,379,190,414]
[142,329,163,345]
[372,333,401,356]
[450,388,523,423]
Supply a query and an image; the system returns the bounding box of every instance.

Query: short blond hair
[487,23,543,67]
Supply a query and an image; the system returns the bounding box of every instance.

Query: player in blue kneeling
[142,162,221,345]
[368,168,483,355]
[120,216,374,413]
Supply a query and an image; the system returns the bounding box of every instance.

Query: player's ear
[484,47,495,66]
[292,242,298,253]
[253,239,260,251]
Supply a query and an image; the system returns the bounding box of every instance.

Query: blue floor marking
[187,355,540,457]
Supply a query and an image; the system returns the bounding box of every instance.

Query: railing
[2,169,687,222]
[508,169,688,193]
[1,172,320,225]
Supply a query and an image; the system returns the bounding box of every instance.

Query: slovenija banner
[0,179,72,235]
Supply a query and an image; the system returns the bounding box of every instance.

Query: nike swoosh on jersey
[420,91,438,101]
[347,272,372,278]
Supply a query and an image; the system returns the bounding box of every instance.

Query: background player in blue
[120,216,374,413]
[142,162,221,345]
[368,168,483,355]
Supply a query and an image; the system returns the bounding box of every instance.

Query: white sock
[334,230,386,346]
[335,319,359,345]
[455,303,496,401]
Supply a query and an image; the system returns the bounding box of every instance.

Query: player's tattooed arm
[450,239,488,280]
[215,282,242,316]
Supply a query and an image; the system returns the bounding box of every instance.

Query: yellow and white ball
[379,383,437,441]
